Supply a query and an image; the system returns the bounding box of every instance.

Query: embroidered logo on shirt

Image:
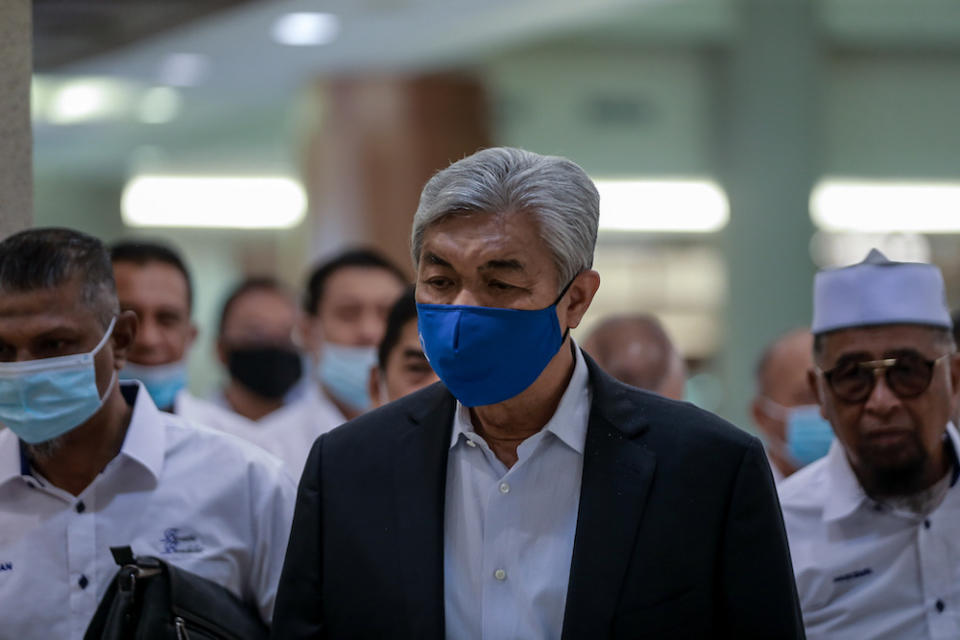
[833,568,872,583]
[159,528,203,554]
[0,562,12,572]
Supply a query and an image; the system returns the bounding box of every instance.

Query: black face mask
[226,346,303,400]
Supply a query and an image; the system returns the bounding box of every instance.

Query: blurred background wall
[23,0,960,430]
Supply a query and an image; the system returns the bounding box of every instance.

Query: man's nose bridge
[452,289,478,307]
[137,318,161,345]
[866,366,897,405]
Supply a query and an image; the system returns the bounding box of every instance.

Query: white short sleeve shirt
[0,382,296,640]
[779,423,960,640]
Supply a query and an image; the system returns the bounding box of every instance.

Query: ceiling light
[811,178,960,233]
[272,12,340,46]
[121,175,307,229]
[138,87,182,124]
[594,178,729,233]
[48,79,126,124]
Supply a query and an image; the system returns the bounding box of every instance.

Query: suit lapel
[393,385,456,639]
[562,359,657,638]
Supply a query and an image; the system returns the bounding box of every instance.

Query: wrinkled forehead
[0,282,104,341]
[420,210,555,274]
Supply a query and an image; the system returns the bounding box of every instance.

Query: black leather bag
[83,546,269,640]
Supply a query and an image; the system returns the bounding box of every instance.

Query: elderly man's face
[812,324,960,496]
[416,211,562,312]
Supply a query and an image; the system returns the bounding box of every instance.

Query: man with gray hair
[274,147,803,639]
[0,228,295,637]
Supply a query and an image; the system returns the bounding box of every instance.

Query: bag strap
[83,546,165,640]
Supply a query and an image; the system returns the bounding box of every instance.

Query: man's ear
[808,368,828,419]
[368,366,383,409]
[216,338,228,367]
[947,353,960,412]
[562,270,601,330]
[111,310,138,370]
[187,323,199,350]
[298,313,323,353]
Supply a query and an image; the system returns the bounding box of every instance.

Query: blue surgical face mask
[0,317,117,444]
[785,404,835,467]
[120,359,187,411]
[416,281,573,407]
[316,342,377,412]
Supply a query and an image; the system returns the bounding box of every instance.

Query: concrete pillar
[0,0,32,238]
[716,0,820,429]
[302,73,491,274]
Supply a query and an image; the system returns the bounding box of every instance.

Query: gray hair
[411,147,599,291]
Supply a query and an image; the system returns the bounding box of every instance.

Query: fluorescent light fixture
[594,178,729,233]
[272,12,340,46]
[48,79,119,124]
[138,87,182,124]
[121,175,307,229]
[811,178,960,233]
[157,53,210,87]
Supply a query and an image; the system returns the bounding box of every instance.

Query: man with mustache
[779,249,960,639]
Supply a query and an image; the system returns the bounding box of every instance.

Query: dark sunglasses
[819,352,950,404]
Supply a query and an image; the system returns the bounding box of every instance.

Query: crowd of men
[0,146,957,639]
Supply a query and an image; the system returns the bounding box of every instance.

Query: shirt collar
[116,381,165,484]
[449,341,592,455]
[0,428,22,487]
[822,421,960,523]
[0,380,165,488]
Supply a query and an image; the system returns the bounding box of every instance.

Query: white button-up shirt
[444,345,591,640]
[779,423,960,640]
[252,384,346,479]
[0,382,296,640]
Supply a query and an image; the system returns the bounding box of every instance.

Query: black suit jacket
[272,354,804,639]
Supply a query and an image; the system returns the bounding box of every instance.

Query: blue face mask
[0,317,117,444]
[120,359,187,411]
[785,404,835,467]
[317,342,377,412]
[416,282,572,407]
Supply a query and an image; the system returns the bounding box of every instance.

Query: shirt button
[78,575,89,590]
[936,599,946,613]
[75,501,86,514]
[493,569,507,581]
[924,519,931,529]
[499,482,510,494]
[465,440,477,448]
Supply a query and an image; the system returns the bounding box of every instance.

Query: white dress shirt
[766,451,786,484]
[444,345,591,640]
[779,423,960,640]
[174,389,270,446]
[252,384,346,480]
[0,382,296,640]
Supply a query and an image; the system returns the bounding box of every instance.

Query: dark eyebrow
[425,252,452,268]
[831,351,874,367]
[479,259,525,273]
[401,348,428,361]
